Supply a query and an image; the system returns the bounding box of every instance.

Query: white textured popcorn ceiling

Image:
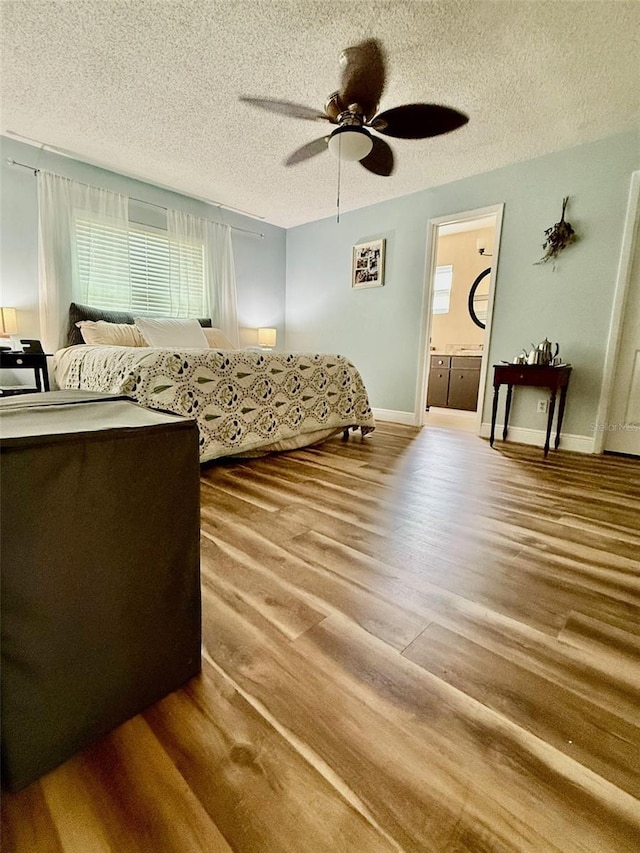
[1,1,638,228]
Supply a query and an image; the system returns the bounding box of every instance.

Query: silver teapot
[528,338,559,365]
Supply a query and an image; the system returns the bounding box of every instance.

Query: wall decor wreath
[536,196,578,265]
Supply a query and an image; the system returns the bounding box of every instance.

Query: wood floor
[3,424,640,852]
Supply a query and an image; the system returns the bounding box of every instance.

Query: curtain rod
[6,158,265,239]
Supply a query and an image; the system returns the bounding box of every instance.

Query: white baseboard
[370,411,596,452]
[479,422,595,454]
[372,408,417,426]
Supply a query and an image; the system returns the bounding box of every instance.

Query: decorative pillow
[134,317,209,348]
[76,320,148,347]
[202,327,236,349]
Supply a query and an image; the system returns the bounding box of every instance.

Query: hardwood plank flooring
[2,424,639,852]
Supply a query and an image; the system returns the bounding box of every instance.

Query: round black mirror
[468,267,491,329]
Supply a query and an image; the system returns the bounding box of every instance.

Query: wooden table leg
[555,385,568,449]
[490,384,500,447]
[544,391,557,457]
[503,385,513,442]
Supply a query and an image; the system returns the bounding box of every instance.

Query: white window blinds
[432,264,453,315]
[74,217,205,317]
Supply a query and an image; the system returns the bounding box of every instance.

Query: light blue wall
[286,131,639,438]
[0,136,286,348]
[3,132,638,439]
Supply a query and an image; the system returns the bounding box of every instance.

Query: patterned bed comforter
[54,346,375,462]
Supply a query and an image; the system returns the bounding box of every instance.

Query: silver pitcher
[528,338,559,365]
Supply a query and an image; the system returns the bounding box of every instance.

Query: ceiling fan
[240,38,469,176]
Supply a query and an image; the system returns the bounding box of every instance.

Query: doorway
[416,204,504,431]
[596,170,640,457]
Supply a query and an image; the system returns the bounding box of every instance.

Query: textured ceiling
[2,1,639,228]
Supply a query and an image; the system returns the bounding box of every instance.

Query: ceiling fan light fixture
[242,38,468,177]
[327,126,373,161]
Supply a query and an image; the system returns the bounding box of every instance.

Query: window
[432,264,453,315]
[74,217,205,317]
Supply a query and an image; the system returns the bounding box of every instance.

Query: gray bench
[1,392,202,791]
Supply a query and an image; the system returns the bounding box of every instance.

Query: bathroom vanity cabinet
[427,355,482,411]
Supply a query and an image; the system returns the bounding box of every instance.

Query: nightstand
[0,341,51,396]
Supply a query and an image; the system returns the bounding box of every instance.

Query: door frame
[415,203,504,431]
[593,170,640,454]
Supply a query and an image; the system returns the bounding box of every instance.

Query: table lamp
[0,307,20,350]
[257,328,277,350]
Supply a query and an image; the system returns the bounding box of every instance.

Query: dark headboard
[66,303,212,347]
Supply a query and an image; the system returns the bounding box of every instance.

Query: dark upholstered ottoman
[1,392,201,791]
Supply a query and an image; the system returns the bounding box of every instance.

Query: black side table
[0,342,51,396]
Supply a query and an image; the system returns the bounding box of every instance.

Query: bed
[53,304,375,463]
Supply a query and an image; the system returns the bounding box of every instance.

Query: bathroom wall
[430,226,493,353]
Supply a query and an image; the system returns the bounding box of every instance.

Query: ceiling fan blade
[360,136,394,177]
[240,97,329,122]
[339,38,386,120]
[372,104,469,139]
[285,136,329,166]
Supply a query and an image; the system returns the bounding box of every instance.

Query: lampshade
[327,126,373,162]
[0,307,18,335]
[257,327,277,348]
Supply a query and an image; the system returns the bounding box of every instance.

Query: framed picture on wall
[352,239,385,289]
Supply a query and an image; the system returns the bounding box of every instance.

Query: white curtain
[168,210,239,346]
[37,171,129,352]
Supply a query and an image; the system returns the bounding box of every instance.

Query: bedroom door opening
[596,170,640,456]
[416,204,504,431]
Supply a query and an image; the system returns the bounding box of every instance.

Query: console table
[490,364,573,457]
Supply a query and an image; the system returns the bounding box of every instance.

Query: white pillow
[76,320,147,347]
[133,317,208,348]
[202,327,236,349]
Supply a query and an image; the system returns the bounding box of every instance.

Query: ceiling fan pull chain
[336,133,341,223]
